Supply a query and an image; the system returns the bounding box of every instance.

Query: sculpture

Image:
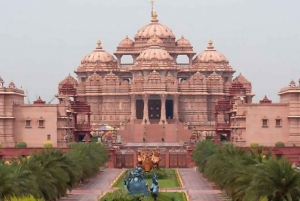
[150,173,159,200]
[137,147,161,171]
[124,166,148,196]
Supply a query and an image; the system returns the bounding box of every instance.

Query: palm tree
[245,158,300,201]
[0,142,109,200]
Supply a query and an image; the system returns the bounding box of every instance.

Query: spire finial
[207,39,214,49]
[97,40,101,46]
[150,0,154,16]
[126,35,129,39]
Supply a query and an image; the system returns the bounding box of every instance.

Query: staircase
[117,123,132,144]
[177,122,193,143]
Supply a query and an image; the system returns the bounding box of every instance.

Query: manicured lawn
[113,169,180,188]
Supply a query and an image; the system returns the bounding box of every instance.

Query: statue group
[137,147,161,172]
[124,166,160,200]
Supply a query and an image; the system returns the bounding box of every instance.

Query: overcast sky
[0,0,299,103]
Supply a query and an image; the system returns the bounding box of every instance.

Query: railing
[75,124,90,129]
[176,63,190,68]
[120,64,134,67]
[216,123,231,129]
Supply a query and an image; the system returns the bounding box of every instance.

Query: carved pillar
[142,94,150,124]
[188,54,193,67]
[88,113,91,126]
[214,112,219,129]
[130,95,136,121]
[173,94,179,120]
[159,94,167,124]
[117,55,122,67]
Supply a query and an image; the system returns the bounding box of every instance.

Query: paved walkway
[178,169,222,201]
[60,168,222,201]
[59,169,123,201]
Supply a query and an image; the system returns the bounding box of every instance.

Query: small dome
[147,35,163,45]
[193,40,228,63]
[8,81,15,88]
[86,72,102,82]
[207,71,222,80]
[59,74,77,86]
[235,73,251,84]
[176,36,191,47]
[81,40,116,64]
[118,36,134,47]
[136,45,173,62]
[134,11,176,40]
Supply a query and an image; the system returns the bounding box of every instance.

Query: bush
[250,142,259,148]
[275,141,285,147]
[16,142,27,148]
[205,136,213,140]
[67,141,78,148]
[43,141,53,148]
[0,141,2,148]
[143,169,169,179]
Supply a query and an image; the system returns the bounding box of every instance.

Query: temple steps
[117,123,132,144]
[119,119,193,143]
[177,122,193,142]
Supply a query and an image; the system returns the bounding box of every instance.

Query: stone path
[59,169,123,201]
[60,168,222,201]
[178,168,222,201]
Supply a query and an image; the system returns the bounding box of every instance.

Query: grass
[113,169,180,188]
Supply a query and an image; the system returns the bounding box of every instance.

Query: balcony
[75,124,91,131]
[216,123,231,130]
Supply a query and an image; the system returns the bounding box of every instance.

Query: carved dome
[86,72,102,82]
[176,36,191,47]
[8,81,15,88]
[136,45,173,62]
[59,74,77,86]
[235,73,251,84]
[147,36,163,45]
[193,40,228,63]
[118,36,134,47]
[134,11,175,40]
[207,71,222,80]
[81,40,116,64]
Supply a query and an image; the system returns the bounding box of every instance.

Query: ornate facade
[66,11,254,134]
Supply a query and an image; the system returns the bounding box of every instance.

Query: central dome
[134,11,176,40]
[136,41,173,62]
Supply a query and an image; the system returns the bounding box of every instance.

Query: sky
[0,0,299,103]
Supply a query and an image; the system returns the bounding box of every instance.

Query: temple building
[55,10,255,143]
[0,7,299,148]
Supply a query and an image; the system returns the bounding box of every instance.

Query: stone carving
[137,147,161,171]
[124,166,148,196]
[150,174,159,200]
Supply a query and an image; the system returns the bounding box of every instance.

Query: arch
[176,55,189,64]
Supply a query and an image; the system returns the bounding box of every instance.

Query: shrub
[143,169,169,179]
[205,135,213,140]
[0,141,2,148]
[275,141,285,147]
[250,142,259,148]
[67,141,78,148]
[16,142,27,148]
[43,141,53,148]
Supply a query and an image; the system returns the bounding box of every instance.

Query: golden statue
[137,147,161,172]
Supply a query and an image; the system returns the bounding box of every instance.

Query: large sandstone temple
[56,10,254,143]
